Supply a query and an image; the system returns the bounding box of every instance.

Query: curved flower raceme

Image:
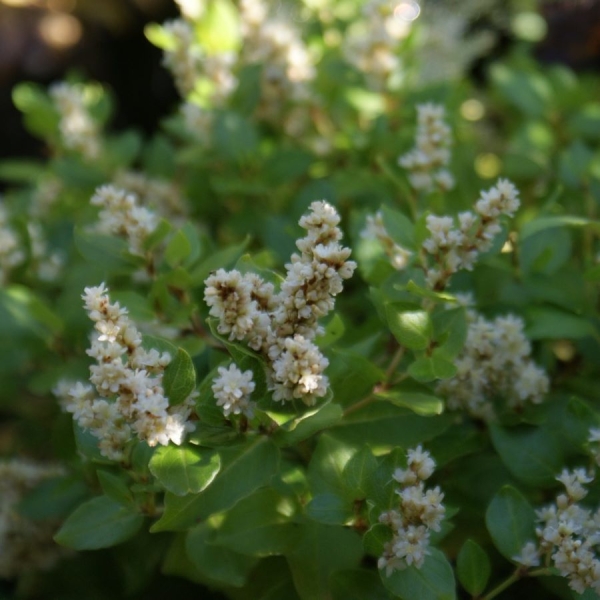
[205,200,356,409]
[437,308,549,420]
[514,463,600,595]
[55,284,196,460]
[378,446,445,575]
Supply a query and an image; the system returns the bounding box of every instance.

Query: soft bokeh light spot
[394,0,420,22]
[475,153,501,179]
[512,12,547,42]
[553,340,576,362]
[461,98,485,121]
[38,12,82,48]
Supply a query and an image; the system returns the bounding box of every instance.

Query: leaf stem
[480,566,553,600]
[480,570,521,600]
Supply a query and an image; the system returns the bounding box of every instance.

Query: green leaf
[490,424,564,487]
[525,307,595,340]
[186,524,257,587]
[343,446,378,498]
[97,471,134,507]
[331,569,392,600]
[18,476,87,520]
[432,308,467,359]
[306,493,352,525]
[386,305,432,351]
[363,523,393,558]
[331,403,452,451]
[273,403,343,447]
[485,485,536,561]
[214,488,299,556]
[151,437,279,531]
[380,548,456,600]
[196,0,240,53]
[520,215,600,240]
[144,23,176,50]
[403,280,457,304]
[286,521,363,600]
[54,496,144,550]
[408,357,457,382]
[163,348,196,406]
[164,229,192,268]
[212,112,258,162]
[316,313,345,348]
[189,235,250,286]
[12,82,59,138]
[328,349,384,407]
[149,445,220,496]
[307,434,357,497]
[74,226,139,272]
[380,205,415,248]
[491,63,552,118]
[0,159,45,183]
[374,390,444,416]
[0,285,63,344]
[457,539,491,596]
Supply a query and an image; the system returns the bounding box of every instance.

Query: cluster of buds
[204,201,356,410]
[90,184,158,257]
[360,210,412,271]
[437,309,549,420]
[49,82,101,161]
[514,465,600,595]
[399,103,454,193]
[240,0,315,125]
[343,0,411,91]
[115,171,189,224]
[55,284,195,460]
[379,446,445,575]
[422,178,520,289]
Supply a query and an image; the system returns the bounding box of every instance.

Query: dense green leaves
[456,540,491,596]
[386,305,433,350]
[379,549,456,600]
[54,496,144,550]
[162,348,196,406]
[151,437,280,531]
[149,445,220,496]
[485,486,536,561]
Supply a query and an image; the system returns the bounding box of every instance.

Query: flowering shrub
[2,1,600,599]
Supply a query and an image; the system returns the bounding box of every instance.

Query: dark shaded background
[0,0,179,162]
[1,0,599,165]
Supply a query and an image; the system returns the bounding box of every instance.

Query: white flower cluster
[415,1,497,86]
[161,19,205,98]
[378,446,445,575]
[343,0,410,91]
[240,0,315,125]
[361,210,412,270]
[49,82,101,161]
[437,310,549,420]
[514,468,600,595]
[422,178,520,289]
[115,170,189,224]
[205,200,356,406]
[399,103,454,193]
[0,203,25,284]
[90,184,158,256]
[212,363,256,418]
[0,459,67,579]
[56,284,195,460]
[163,1,315,138]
